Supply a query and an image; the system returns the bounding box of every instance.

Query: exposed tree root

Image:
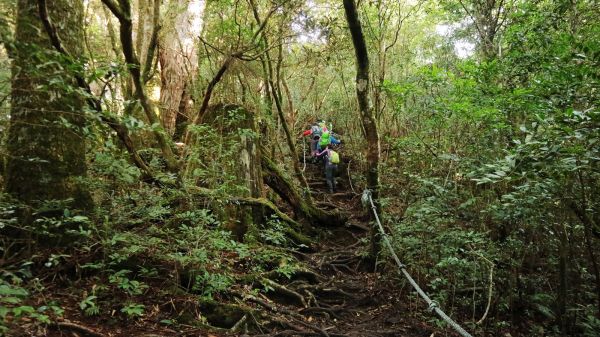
[295,284,358,300]
[198,298,256,329]
[246,295,332,337]
[261,155,347,227]
[186,186,314,246]
[299,306,343,319]
[262,277,308,307]
[255,331,349,337]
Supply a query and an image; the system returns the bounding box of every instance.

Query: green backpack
[329,150,340,164]
[319,131,331,147]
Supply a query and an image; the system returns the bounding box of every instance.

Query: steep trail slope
[246,157,439,337]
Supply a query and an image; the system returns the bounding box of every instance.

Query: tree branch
[142,0,160,83]
[100,0,126,21]
[37,0,162,185]
[102,0,180,173]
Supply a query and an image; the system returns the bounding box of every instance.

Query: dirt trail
[250,158,435,337]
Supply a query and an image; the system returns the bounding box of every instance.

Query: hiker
[315,144,340,193]
[300,122,323,157]
[317,128,341,152]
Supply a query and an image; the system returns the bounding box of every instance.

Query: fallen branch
[474,254,494,325]
[53,321,106,337]
[231,314,248,332]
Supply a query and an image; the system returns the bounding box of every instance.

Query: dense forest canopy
[0,0,599,336]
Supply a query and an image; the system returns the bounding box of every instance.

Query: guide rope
[302,139,307,172]
[362,189,474,337]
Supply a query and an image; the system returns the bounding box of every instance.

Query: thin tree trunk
[343,0,382,267]
[183,54,237,147]
[556,223,568,332]
[248,0,312,199]
[282,77,295,128]
[101,0,179,173]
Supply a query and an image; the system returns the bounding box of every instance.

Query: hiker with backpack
[317,128,341,152]
[315,144,340,193]
[300,119,341,165]
[301,122,323,157]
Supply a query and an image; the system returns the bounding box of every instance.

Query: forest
[0,0,599,336]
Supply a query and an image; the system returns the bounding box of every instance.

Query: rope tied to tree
[362,189,474,337]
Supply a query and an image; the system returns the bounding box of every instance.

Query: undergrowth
[0,157,303,335]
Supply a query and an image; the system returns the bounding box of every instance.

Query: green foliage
[258,215,288,246]
[193,271,232,299]
[579,310,600,337]
[120,303,145,318]
[2,0,598,336]
[0,278,62,333]
[380,1,600,335]
[109,270,148,296]
[79,295,100,316]
[388,175,494,311]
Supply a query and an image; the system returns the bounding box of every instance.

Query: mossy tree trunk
[344,0,381,266]
[202,104,263,240]
[5,0,92,214]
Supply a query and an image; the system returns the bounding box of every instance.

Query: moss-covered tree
[5,0,92,214]
[344,0,381,265]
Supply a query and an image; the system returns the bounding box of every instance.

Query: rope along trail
[362,189,474,337]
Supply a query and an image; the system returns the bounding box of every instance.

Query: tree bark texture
[159,0,204,136]
[5,0,92,211]
[135,0,158,81]
[33,0,163,186]
[343,0,382,263]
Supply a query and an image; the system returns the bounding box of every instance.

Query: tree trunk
[159,0,204,136]
[248,0,313,203]
[343,0,382,267]
[202,104,264,240]
[101,0,179,173]
[135,0,157,79]
[5,0,92,215]
[556,223,569,332]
